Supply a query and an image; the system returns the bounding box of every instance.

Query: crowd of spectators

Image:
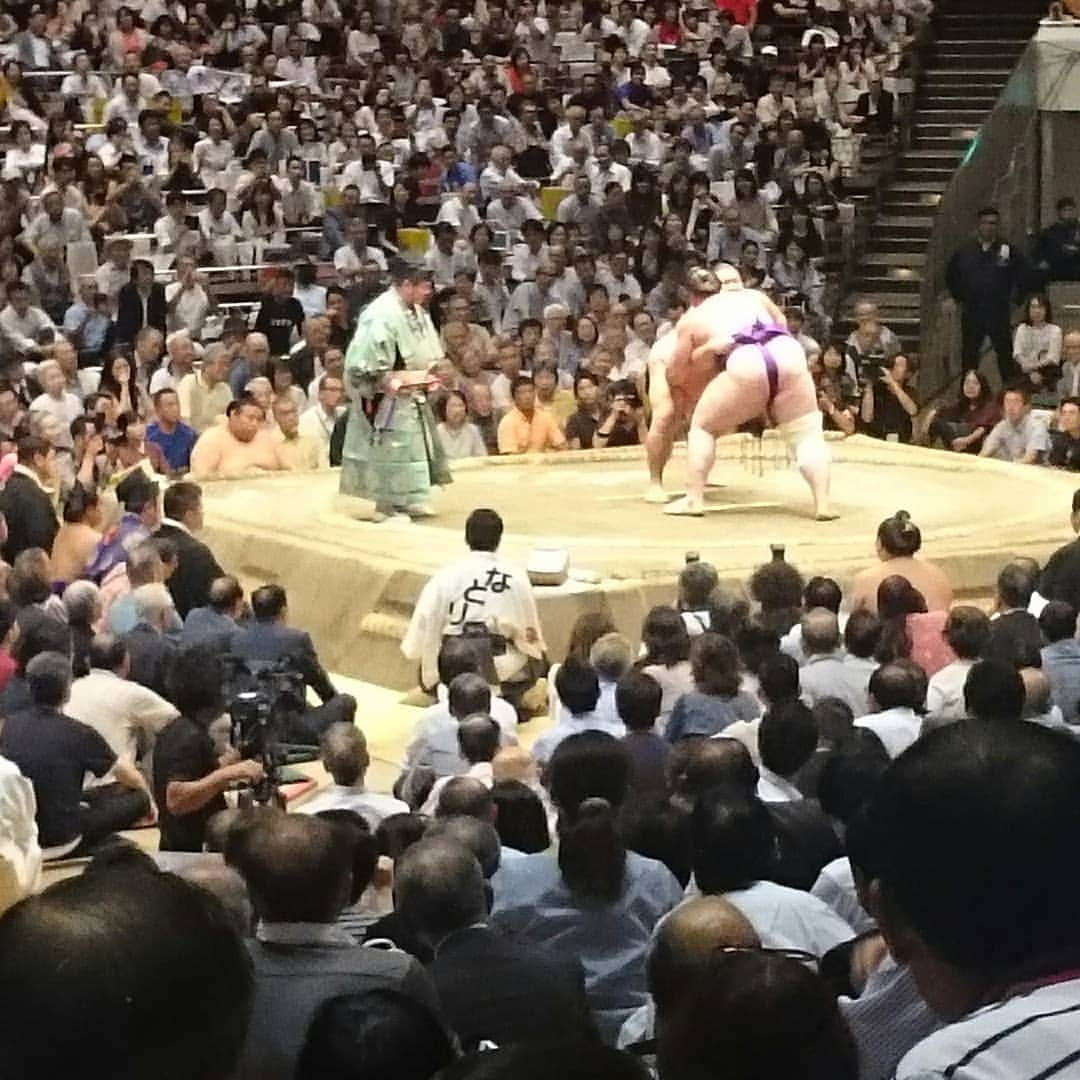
[0,0,933,486]
[3,497,1080,1078]
[5,1,1080,1077]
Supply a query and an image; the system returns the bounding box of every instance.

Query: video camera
[224,656,307,804]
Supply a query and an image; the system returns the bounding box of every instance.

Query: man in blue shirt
[62,282,112,366]
[147,387,197,475]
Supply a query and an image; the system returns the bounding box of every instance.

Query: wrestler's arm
[665,315,699,384]
[689,335,733,367]
[761,294,789,328]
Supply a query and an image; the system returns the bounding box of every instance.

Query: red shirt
[716,0,756,24]
[0,650,15,693]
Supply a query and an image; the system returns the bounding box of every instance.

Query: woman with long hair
[639,605,694,730]
[1013,293,1062,390]
[491,731,683,1042]
[666,633,762,742]
[926,369,1000,454]
[98,353,148,419]
[874,575,954,675]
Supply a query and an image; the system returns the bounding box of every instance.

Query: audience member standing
[946,206,1026,379]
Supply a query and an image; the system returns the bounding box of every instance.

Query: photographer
[594,379,647,448]
[860,354,919,444]
[230,585,356,745]
[153,643,265,852]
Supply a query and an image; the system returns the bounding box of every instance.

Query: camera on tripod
[225,656,307,804]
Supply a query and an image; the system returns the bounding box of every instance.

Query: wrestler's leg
[645,360,678,502]
[770,340,837,521]
[664,369,756,516]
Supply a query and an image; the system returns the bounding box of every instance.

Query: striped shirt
[897,974,1080,1079]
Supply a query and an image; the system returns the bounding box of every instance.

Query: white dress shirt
[65,669,178,783]
[854,706,921,758]
[296,783,409,827]
[0,755,41,916]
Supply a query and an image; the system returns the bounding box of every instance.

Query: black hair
[759,699,817,778]
[641,605,691,667]
[758,652,800,705]
[251,584,287,621]
[691,787,775,894]
[16,435,51,465]
[0,598,15,643]
[656,951,858,1080]
[735,620,780,678]
[297,989,455,1080]
[228,813,351,923]
[457,714,500,764]
[964,659,1025,721]
[997,560,1035,610]
[374,813,430,861]
[0,854,253,1080]
[315,809,378,904]
[436,777,494,821]
[1039,600,1077,644]
[870,720,1080,979]
[168,643,226,720]
[549,732,630,905]
[554,657,601,716]
[163,480,202,521]
[492,779,550,854]
[62,482,99,524]
[690,632,741,697]
[615,669,663,731]
[876,510,922,557]
[465,507,503,551]
[874,575,927,663]
[12,616,72,674]
[88,632,127,672]
[817,728,890,826]
[942,605,991,658]
[748,560,805,634]
[447,672,492,721]
[620,798,693,887]
[868,662,924,711]
[437,637,482,685]
[804,575,842,613]
[843,609,882,659]
[26,652,72,707]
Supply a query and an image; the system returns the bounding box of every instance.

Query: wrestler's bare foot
[663,495,705,517]
[644,483,670,504]
[814,506,840,522]
[408,503,437,519]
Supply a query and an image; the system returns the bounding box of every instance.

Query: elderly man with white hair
[122,583,179,701]
[29,360,82,442]
[62,579,102,677]
[150,330,198,395]
[244,377,277,428]
[177,342,234,434]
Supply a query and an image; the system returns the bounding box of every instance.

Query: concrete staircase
[841,1,1045,355]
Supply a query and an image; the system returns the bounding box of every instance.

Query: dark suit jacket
[112,282,167,347]
[768,799,843,891]
[182,606,237,651]
[985,609,1044,669]
[230,621,337,702]
[429,925,595,1051]
[854,90,895,132]
[124,622,178,701]
[0,472,58,563]
[156,522,225,619]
